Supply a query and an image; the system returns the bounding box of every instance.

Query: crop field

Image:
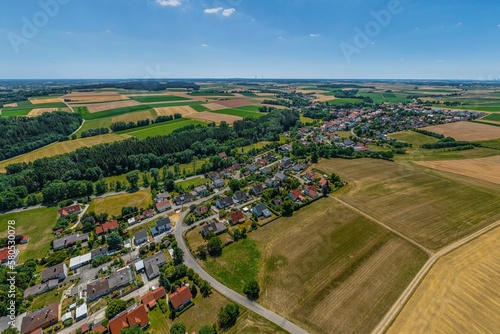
[226,309,289,334]
[388,227,500,334]
[85,100,142,113]
[189,92,234,97]
[190,104,210,112]
[482,113,500,121]
[121,119,205,139]
[3,102,17,107]
[110,109,156,123]
[30,98,62,104]
[208,197,427,334]
[317,159,500,249]
[154,106,197,117]
[389,131,439,147]
[0,207,59,263]
[88,189,152,216]
[211,108,264,118]
[27,108,66,116]
[415,155,500,185]
[128,95,189,103]
[0,133,130,172]
[62,91,127,102]
[187,111,243,124]
[0,108,32,117]
[75,105,153,120]
[214,99,253,108]
[423,122,500,141]
[203,103,227,110]
[328,98,362,105]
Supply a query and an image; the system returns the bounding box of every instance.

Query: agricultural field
[88,189,152,216]
[128,95,190,103]
[85,100,142,113]
[317,159,500,249]
[30,98,63,104]
[0,207,59,263]
[202,197,428,334]
[211,108,264,118]
[415,155,500,185]
[155,106,197,117]
[203,103,227,111]
[327,98,362,105]
[423,122,500,141]
[482,113,500,121]
[0,133,130,172]
[0,108,32,117]
[214,99,253,108]
[110,109,157,123]
[121,119,206,139]
[75,105,153,120]
[63,91,127,102]
[27,108,70,116]
[388,227,500,334]
[187,111,243,124]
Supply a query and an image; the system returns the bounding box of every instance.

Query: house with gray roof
[134,231,149,246]
[41,263,68,283]
[53,233,89,250]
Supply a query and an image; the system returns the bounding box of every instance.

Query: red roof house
[108,305,149,334]
[141,287,167,309]
[95,220,119,235]
[229,210,245,226]
[59,204,81,217]
[169,286,193,311]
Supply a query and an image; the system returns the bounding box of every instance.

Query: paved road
[175,209,309,334]
[371,220,500,334]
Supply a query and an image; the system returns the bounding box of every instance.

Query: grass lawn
[203,238,261,293]
[0,108,32,117]
[148,307,171,334]
[129,95,190,103]
[327,98,362,105]
[389,131,439,147]
[226,309,289,334]
[241,141,273,153]
[477,139,500,149]
[88,189,152,216]
[29,285,66,311]
[121,119,206,139]
[212,108,264,118]
[300,115,315,123]
[189,92,234,97]
[176,177,209,190]
[185,226,207,252]
[0,207,59,262]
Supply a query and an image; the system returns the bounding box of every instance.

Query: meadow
[120,119,206,139]
[212,108,264,118]
[88,189,152,216]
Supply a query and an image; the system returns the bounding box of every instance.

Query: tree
[170,322,186,334]
[190,284,198,298]
[105,299,127,319]
[173,246,184,265]
[233,228,242,242]
[207,236,223,257]
[311,151,319,163]
[228,179,241,192]
[198,325,216,334]
[218,303,240,330]
[150,168,160,181]
[142,174,150,188]
[281,198,294,217]
[200,280,212,297]
[107,232,122,250]
[196,245,208,260]
[1,328,20,334]
[126,170,140,189]
[243,279,260,301]
[95,179,108,195]
[159,271,171,291]
[120,325,142,334]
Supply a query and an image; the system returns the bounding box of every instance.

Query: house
[173,194,192,206]
[20,302,59,334]
[229,210,245,226]
[91,246,108,259]
[195,205,208,216]
[201,222,228,237]
[245,164,258,172]
[23,279,58,298]
[278,144,291,153]
[59,204,81,217]
[194,185,208,196]
[150,217,171,236]
[280,156,294,170]
[319,178,328,187]
[41,263,68,283]
[169,286,193,311]
[134,231,149,246]
[252,203,272,218]
[232,163,241,170]
[143,209,155,218]
[108,267,133,290]
[305,171,316,182]
[141,287,167,309]
[95,220,119,235]
[289,189,305,202]
[53,233,89,250]
[87,278,110,302]
[155,192,171,203]
[155,200,171,213]
[216,196,234,209]
[0,247,18,266]
[233,190,248,203]
[142,252,167,280]
[212,178,225,188]
[257,158,267,166]
[108,305,149,334]
[20,235,29,244]
[305,185,319,198]
[218,152,228,160]
[91,323,108,334]
[208,171,224,181]
[251,184,265,196]
[272,198,283,207]
[293,164,307,172]
[265,178,279,188]
[127,217,136,226]
[69,252,92,270]
[275,172,287,182]
[53,228,63,236]
[260,166,272,175]
[75,303,88,322]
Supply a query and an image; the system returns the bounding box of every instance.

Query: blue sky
[0,0,499,79]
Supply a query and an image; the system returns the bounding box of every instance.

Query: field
[27,108,64,116]
[211,108,264,118]
[0,133,130,173]
[88,189,152,216]
[204,103,228,110]
[154,106,197,117]
[202,197,428,334]
[316,159,500,249]
[388,227,500,334]
[29,285,67,311]
[121,119,206,139]
[423,122,500,141]
[415,156,500,185]
[0,207,59,262]
[30,98,62,104]
[328,98,363,105]
[389,131,439,147]
[176,177,209,190]
[482,113,500,121]
[214,99,252,108]
[75,105,153,120]
[85,100,142,113]
[110,109,156,123]
[187,111,243,124]
[128,95,190,103]
[63,92,127,102]
[0,108,32,117]
[226,309,289,334]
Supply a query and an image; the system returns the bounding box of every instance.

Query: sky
[0,0,499,79]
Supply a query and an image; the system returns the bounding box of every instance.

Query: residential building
[212,178,225,188]
[155,192,171,203]
[305,184,319,198]
[245,164,258,172]
[173,194,192,206]
[91,246,108,259]
[108,267,133,290]
[134,231,149,246]
[52,233,89,250]
[155,200,171,213]
[150,217,171,236]
[216,196,234,209]
[0,247,18,266]
[95,220,119,235]
[229,210,245,226]
[20,302,59,334]
[265,178,279,188]
[232,190,248,203]
[69,252,92,270]
[75,304,88,322]
[194,185,208,196]
[59,204,81,217]
[201,222,228,237]
[143,209,155,218]
[252,203,272,218]
[280,156,294,170]
[195,205,208,216]
[141,287,167,309]
[305,171,316,182]
[108,305,149,334]
[20,236,29,244]
[23,279,58,298]
[142,252,167,280]
[86,279,110,302]
[275,172,287,182]
[289,189,305,202]
[41,263,68,283]
[127,217,136,226]
[169,286,193,311]
[251,184,265,196]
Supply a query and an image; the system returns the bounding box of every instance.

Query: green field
[436,104,500,112]
[76,105,153,120]
[189,92,234,97]
[0,207,59,262]
[483,113,500,121]
[0,108,32,117]
[176,177,210,190]
[233,105,261,112]
[190,104,210,112]
[120,119,206,139]
[327,98,363,105]
[212,108,264,118]
[129,95,190,103]
[88,189,152,216]
[318,159,500,249]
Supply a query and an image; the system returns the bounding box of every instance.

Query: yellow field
[86,100,141,113]
[388,227,500,334]
[415,156,500,185]
[27,108,59,116]
[313,94,336,102]
[88,189,152,216]
[154,106,197,117]
[187,111,242,124]
[110,109,156,123]
[203,103,227,111]
[63,92,128,102]
[424,121,500,141]
[30,98,62,104]
[0,133,130,172]
[3,102,18,107]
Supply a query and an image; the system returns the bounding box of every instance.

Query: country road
[174,209,309,334]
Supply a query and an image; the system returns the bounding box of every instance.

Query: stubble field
[187,111,243,124]
[423,121,500,141]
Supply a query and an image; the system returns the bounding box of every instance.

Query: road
[371,220,500,334]
[174,209,309,334]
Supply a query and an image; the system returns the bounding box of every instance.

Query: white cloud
[155,0,182,7]
[222,8,236,17]
[497,24,500,27]
[457,22,462,26]
[201,43,208,47]
[204,7,223,14]
[309,33,320,37]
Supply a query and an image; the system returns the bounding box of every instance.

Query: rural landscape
[1,0,500,334]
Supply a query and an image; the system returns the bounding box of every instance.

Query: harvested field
[86,100,142,113]
[30,98,62,104]
[317,159,500,249]
[313,94,336,102]
[27,108,59,116]
[3,102,18,107]
[110,109,156,123]
[154,106,197,117]
[415,156,500,185]
[0,133,130,172]
[213,99,253,108]
[187,111,242,124]
[388,227,500,334]
[63,92,128,102]
[424,121,500,141]
[203,103,227,111]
